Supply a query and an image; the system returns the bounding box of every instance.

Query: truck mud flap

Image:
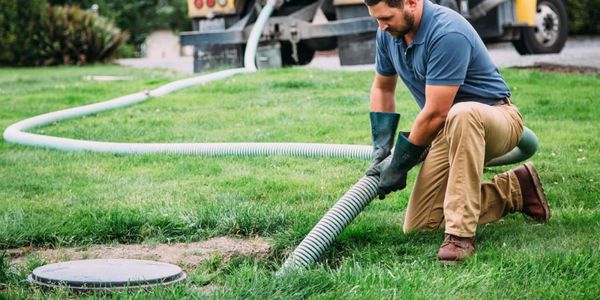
[194,44,244,73]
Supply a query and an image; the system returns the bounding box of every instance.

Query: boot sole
[523,162,551,222]
[439,259,461,266]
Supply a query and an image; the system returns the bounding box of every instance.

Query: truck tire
[281,41,315,66]
[512,0,568,55]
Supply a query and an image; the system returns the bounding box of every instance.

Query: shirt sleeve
[375,29,397,76]
[426,32,472,85]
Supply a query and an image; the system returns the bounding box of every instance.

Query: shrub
[48,0,191,54]
[566,0,600,34]
[38,5,128,65]
[0,1,127,66]
[0,0,49,66]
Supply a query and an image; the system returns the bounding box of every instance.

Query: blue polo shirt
[375,0,511,108]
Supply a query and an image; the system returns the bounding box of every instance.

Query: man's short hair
[364,0,404,8]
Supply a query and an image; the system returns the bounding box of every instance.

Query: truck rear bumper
[180,16,377,46]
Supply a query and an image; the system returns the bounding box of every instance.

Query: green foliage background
[566,0,600,34]
[39,0,600,46]
[0,0,48,66]
[0,0,127,66]
[40,5,128,65]
[47,0,190,50]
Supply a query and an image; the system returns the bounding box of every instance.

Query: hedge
[39,5,128,65]
[0,0,49,66]
[47,0,190,52]
[0,0,127,66]
[566,0,600,34]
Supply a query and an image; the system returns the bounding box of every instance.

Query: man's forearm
[370,88,396,112]
[408,85,458,146]
[409,108,447,146]
[370,74,398,112]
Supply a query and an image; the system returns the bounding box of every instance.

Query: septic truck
[180,0,568,72]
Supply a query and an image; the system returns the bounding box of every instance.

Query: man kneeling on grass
[364,0,550,264]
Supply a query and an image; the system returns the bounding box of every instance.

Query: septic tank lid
[28,259,186,291]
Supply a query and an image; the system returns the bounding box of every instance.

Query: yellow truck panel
[515,0,537,26]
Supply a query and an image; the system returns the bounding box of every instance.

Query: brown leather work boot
[513,162,551,222]
[437,234,475,265]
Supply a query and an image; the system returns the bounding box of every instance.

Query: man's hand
[366,148,390,176]
[376,133,428,199]
[376,159,408,199]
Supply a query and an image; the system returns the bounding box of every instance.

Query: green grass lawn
[0,65,599,299]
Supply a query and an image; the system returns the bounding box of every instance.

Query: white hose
[244,0,276,71]
[1,0,375,160]
[2,0,280,154]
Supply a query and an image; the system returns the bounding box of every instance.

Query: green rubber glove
[365,112,400,176]
[377,133,427,199]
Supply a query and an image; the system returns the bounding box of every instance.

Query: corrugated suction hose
[278,175,379,274]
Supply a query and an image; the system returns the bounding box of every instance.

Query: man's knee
[403,222,419,234]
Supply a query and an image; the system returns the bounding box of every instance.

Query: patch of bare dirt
[7,237,271,268]
[514,63,600,74]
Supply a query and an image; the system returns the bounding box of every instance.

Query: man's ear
[405,0,418,10]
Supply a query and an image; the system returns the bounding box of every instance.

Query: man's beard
[387,10,415,38]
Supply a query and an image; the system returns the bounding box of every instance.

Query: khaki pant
[404,101,525,237]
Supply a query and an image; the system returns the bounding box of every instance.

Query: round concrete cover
[28,259,186,290]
